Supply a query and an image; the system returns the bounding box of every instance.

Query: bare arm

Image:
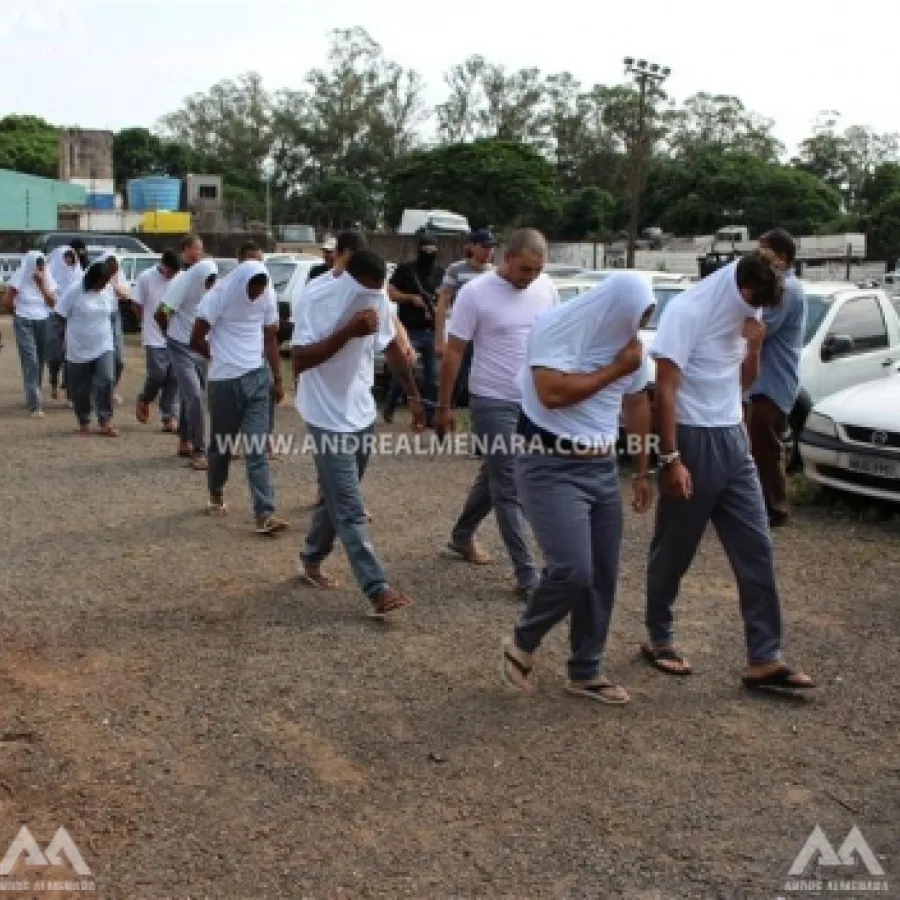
[384,341,422,403]
[437,335,466,408]
[435,286,453,354]
[623,391,653,476]
[532,362,632,409]
[654,358,681,455]
[264,324,283,399]
[741,343,763,389]
[190,318,211,359]
[291,322,357,374]
[3,286,16,314]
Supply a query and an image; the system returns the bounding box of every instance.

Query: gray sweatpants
[168,337,207,454]
[645,424,783,663]
[515,453,623,682]
[67,351,114,426]
[302,423,389,601]
[139,346,178,422]
[208,367,276,520]
[450,395,537,590]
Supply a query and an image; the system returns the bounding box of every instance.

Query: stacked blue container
[127,176,181,211]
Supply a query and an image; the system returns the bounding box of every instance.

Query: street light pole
[623,57,670,269]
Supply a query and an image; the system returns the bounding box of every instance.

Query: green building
[0,169,86,231]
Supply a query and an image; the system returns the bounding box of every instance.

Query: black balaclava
[416,232,437,275]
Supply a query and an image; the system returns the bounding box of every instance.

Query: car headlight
[805,412,837,437]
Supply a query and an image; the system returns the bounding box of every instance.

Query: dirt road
[0,339,897,898]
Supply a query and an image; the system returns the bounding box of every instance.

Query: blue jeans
[67,352,115,426]
[13,315,49,412]
[139,346,179,423]
[385,328,436,425]
[207,367,276,519]
[168,338,207,454]
[302,423,389,601]
[451,395,538,590]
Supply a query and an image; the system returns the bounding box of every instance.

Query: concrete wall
[0,171,86,231]
[58,129,114,182]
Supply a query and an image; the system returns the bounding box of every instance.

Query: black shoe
[768,509,789,528]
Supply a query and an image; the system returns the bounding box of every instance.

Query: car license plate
[846,455,898,479]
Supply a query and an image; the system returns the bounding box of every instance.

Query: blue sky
[0,0,894,155]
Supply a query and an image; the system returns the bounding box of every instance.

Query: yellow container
[139,211,192,233]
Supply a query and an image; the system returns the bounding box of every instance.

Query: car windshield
[558,286,585,302]
[265,261,297,293]
[803,294,831,345]
[134,258,158,278]
[644,287,686,329]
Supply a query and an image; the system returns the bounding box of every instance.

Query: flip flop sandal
[641,644,693,676]
[256,516,288,535]
[565,679,630,705]
[742,665,816,692]
[500,637,535,693]
[206,499,228,516]
[97,425,120,437]
[368,592,413,620]
[298,570,340,590]
[446,541,492,565]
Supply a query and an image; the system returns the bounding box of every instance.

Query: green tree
[293,175,374,229]
[384,139,559,232]
[666,93,783,161]
[556,187,615,240]
[644,153,841,236]
[865,191,900,260]
[0,114,59,178]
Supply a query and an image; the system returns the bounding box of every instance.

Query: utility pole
[624,58,670,269]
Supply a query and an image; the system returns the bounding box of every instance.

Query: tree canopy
[3,28,899,255]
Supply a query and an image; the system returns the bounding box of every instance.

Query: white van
[398,209,470,236]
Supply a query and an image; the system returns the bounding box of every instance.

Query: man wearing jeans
[643,250,815,694]
[500,273,656,703]
[291,250,423,619]
[3,251,57,417]
[191,260,288,535]
[745,229,806,527]
[436,229,559,600]
[134,250,180,432]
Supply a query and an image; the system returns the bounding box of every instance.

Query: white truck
[398,209,470,236]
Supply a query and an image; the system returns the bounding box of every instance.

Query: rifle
[410,271,438,324]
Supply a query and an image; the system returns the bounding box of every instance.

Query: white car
[549,278,596,303]
[578,269,690,288]
[799,366,900,503]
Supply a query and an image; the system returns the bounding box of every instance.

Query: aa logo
[0,1,89,40]
[788,825,884,877]
[0,826,91,877]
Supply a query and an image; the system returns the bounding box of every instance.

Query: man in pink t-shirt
[436,229,559,599]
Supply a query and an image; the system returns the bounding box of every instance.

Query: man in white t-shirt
[134,250,180,432]
[500,273,656,703]
[644,249,815,694]
[436,229,559,599]
[3,250,58,417]
[191,260,288,535]
[291,250,424,619]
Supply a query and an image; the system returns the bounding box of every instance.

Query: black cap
[469,229,497,246]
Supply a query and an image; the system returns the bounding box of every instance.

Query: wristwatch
[658,450,681,467]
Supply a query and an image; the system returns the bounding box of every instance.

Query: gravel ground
[0,336,898,899]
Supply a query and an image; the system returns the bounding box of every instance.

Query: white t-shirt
[197,264,279,381]
[518,273,655,443]
[55,283,114,364]
[10,253,56,320]
[650,262,760,427]
[448,272,559,402]
[292,272,396,432]
[165,261,218,345]
[134,266,171,349]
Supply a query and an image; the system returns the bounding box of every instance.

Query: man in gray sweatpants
[500,272,658,703]
[643,250,815,694]
[436,229,559,600]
